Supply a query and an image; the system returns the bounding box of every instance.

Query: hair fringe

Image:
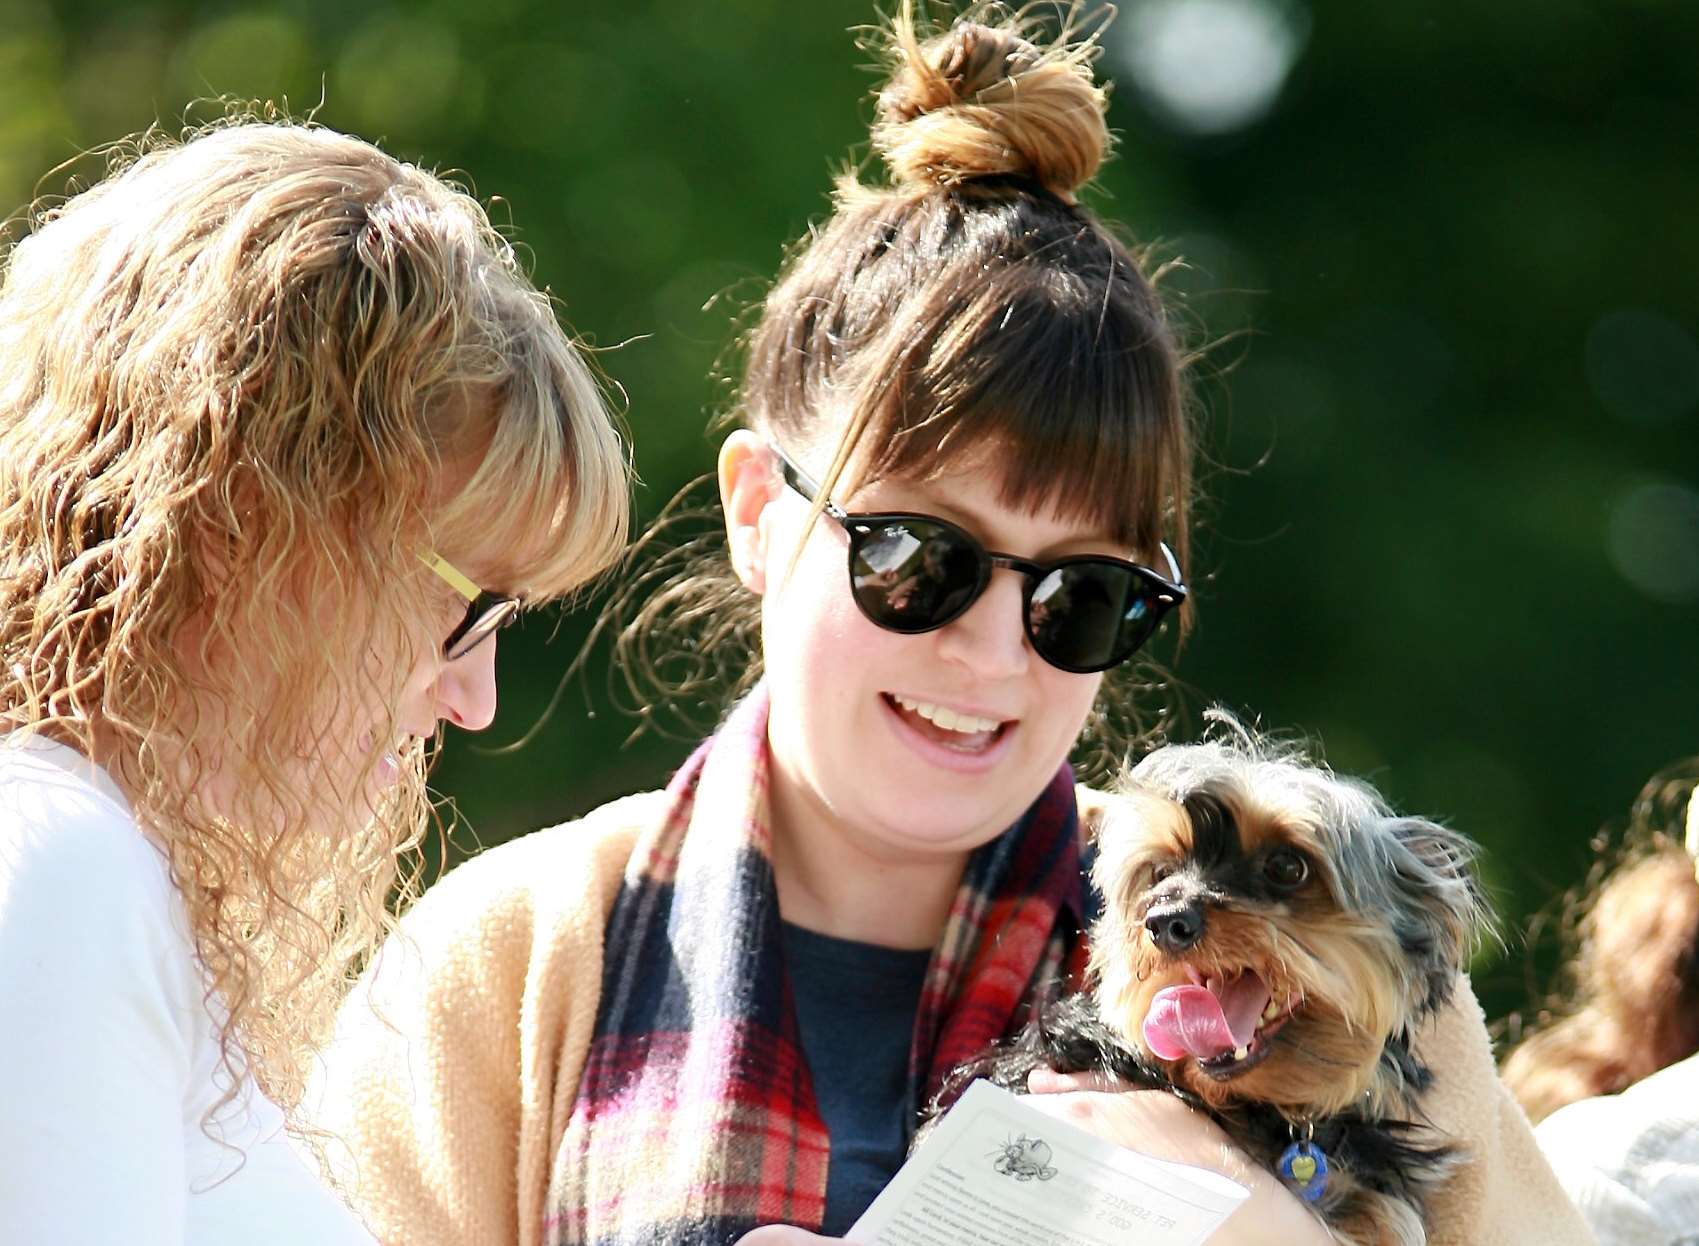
[608,3,1196,763]
[0,108,628,1131]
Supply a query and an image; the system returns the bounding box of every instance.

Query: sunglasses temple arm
[772,446,852,523]
[1157,541,1186,595]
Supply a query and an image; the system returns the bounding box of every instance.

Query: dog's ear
[1075,784,1114,843]
[1381,816,1494,1016]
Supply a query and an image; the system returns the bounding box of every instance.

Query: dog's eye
[1263,848,1309,889]
[1150,862,1176,884]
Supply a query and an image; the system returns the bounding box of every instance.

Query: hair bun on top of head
[871,5,1110,203]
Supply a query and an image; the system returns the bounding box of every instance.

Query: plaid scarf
[545,685,1087,1246]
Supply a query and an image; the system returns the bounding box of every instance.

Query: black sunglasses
[419,552,522,661]
[771,445,1186,674]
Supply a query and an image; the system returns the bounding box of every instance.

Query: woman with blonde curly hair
[0,119,628,1243]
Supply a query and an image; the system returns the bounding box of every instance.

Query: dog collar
[1277,1120,1331,1203]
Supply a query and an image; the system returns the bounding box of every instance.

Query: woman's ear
[718,429,782,595]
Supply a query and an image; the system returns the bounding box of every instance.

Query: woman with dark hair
[1506,771,1699,1243]
[309,9,1589,1245]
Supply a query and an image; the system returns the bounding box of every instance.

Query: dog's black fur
[924,722,1491,1246]
[937,994,1461,1231]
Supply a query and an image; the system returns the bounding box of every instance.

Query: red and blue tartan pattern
[546,686,1086,1246]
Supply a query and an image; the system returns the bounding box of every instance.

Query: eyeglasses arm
[769,442,851,524]
[1156,541,1187,598]
[418,551,482,603]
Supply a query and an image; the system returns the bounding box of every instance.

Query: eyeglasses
[418,552,521,661]
[771,444,1186,674]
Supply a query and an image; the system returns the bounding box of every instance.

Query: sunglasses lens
[849,520,984,632]
[1028,563,1164,672]
[445,597,520,661]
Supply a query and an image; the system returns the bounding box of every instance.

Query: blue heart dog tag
[1277,1140,1330,1203]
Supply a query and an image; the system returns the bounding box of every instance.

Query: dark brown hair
[1500,765,1699,1123]
[751,5,1192,568]
[613,4,1194,747]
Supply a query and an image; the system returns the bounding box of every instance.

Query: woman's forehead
[846,458,1130,552]
[791,405,1168,550]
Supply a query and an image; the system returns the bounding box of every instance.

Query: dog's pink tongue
[1142,973,1272,1062]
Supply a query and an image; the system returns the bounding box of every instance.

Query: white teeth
[1234,1045,1250,1061]
[1262,1002,1280,1022]
[892,695,1002,735]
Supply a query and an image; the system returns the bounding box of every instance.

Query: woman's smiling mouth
[881,692,1014,760]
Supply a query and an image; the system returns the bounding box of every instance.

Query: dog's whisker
[1272,1032,1359,1070]
[1280,932,1324,961]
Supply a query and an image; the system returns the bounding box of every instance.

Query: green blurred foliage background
[5,0,1695,1026]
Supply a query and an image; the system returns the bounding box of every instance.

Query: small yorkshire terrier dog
[942,717,1491,1246]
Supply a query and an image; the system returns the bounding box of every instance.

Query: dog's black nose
[1145,902,1206,952]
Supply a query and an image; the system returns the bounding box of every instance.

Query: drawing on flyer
[990,1134,1057,1182]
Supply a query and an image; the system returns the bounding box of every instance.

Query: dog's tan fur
[1092,792,1430,1118]
[1079,721,1492,1245]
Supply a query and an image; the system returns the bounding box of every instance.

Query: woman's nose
[934,568,1030,679]
[436,635,499,731]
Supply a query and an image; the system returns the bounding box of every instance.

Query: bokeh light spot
[1118,0,1310,136]
[335,16,479,141]
[172,13,312,108]
[1608,479,1699,603]
[1585,307,1699,426]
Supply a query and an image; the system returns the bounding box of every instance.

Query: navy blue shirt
[781,921,932,1235]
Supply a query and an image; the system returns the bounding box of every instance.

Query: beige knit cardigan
[307,790,1595,1246]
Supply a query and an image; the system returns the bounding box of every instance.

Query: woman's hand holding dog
[1024,1081,1334,1245]
[732,1076,1330,1246]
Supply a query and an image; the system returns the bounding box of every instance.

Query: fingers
[732,1227,841,1245]
[1026,1067,1132,1095]
[1014,1092,1333,1245]
[1020,1088,1251,1169]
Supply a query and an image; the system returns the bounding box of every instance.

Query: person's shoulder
[0,739,174,930]
[1540,1050,1699,1165]
[343,789,666,1054]
[432,788,661,900]
[390,788,664,952]
[0,739,199,1048]
[1616,1046,1699,1107]
[1534,1058,1699,1242]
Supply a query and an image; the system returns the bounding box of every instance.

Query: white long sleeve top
[1535,1047,1699,1245]
[0,735,376,1246]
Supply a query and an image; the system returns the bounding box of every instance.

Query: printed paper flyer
[849,1081,1249,1246]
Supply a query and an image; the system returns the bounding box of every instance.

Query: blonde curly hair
[0,118,629,1116]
